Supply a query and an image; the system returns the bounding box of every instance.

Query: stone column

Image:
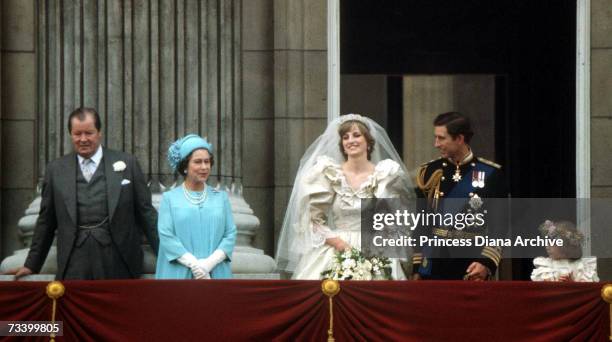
[241,0,276,257]
[0,0,37,263]
[0,0,3,259]
[591,0,612,280]
[272,0,328,250]
[1,0,275,277]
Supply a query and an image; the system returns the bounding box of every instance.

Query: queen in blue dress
[155,134,236,279]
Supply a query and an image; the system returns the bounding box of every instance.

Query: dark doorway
[341,0,577,279]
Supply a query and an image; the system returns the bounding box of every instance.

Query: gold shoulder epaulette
[420,157,442,167]
[478,157,501,169]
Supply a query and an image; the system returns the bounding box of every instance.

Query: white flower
[322,248,392,281]
[113,161,127,172]
[342,258,356,270]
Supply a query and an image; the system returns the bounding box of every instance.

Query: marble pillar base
[1,189,279,279]
[0,245,279,279]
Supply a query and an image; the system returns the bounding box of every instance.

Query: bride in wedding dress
[276,114,414,280]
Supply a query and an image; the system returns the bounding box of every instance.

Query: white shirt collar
[77,145,103,166]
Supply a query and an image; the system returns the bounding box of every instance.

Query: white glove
[191,266,207,280]
[177,252,208,279]
[197,250,227,274]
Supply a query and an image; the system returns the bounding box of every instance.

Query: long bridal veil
[275,114,415,274]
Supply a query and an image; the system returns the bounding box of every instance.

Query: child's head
[538,220,584,260]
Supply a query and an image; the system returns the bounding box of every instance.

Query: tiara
[339,113,368,124]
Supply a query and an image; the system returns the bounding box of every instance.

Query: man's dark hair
[68,107,102,133]
[433,112,474,143]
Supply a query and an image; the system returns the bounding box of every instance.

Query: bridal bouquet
[321,248,392,281]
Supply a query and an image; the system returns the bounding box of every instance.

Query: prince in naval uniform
[412,112,508,281]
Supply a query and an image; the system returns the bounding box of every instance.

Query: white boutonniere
[113,161,127,172]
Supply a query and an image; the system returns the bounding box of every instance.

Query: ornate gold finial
[602,284,612,303]
[46,281,65,342]
[322,279,340,297]
[603,284,612,341]
[46,281,65,300]
[321,280,341,342]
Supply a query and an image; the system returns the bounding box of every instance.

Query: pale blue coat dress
[155,185,237,279]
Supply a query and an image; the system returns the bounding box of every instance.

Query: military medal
[469,194,483,210]
[452,164,462,182]
[472,170,485,188]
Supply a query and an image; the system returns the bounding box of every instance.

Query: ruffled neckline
[316,156,399,200]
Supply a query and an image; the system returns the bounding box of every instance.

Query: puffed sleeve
[531,257,557,281]
[571,257,600,282]
[302,156,341,247]
[373,159,405,198]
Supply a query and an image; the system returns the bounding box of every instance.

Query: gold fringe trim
[416,166,443,211]
[481,250,501,266]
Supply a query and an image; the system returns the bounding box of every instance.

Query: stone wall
[36,0,242,188]
[241,0,275,256]
[591,0,612,280]
[242,0,327,256]
[1,0,36,259]
[401,75,495,172]
[0,0,2,259]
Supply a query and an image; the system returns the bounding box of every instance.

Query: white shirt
[77,145,103,176]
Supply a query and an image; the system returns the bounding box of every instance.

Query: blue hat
[167,134,213,171]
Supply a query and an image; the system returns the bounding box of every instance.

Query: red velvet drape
[0,280,608,341]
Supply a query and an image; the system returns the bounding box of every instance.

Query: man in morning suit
[7,107,159,280]
[412,112,508,281]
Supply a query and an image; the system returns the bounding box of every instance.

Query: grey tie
[82,159,95,182]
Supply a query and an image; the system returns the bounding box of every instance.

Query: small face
[186,149,212,184]
[546,245,566,260]
[434,125,463,160]
[342,124,368,158]
[70,114,102,159]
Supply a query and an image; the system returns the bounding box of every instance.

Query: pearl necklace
[183,183,207,206]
